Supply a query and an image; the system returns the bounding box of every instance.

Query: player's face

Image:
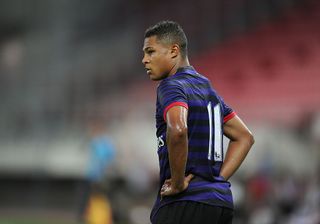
[142,36,175,81]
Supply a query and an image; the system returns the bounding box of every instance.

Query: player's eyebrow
[143,46,153,52]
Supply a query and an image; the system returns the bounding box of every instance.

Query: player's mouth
[146,68,152,75]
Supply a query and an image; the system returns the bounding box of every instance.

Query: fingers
[160,174,195,198]
[185,173,194,182]
[161,183,169,193]
[161,179,171,192]
[164,179,171,185]
[160,185,172,197]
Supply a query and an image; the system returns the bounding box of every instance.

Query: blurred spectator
[79,118,116,224]
[86,120,115,183]
[287,166,320,224]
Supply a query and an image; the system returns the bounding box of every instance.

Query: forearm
[220,137,253,180]
[167,130,188,189]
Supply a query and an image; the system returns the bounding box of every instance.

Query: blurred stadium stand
[193,0,320,125]
[0,0,319,223]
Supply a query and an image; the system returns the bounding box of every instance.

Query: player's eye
[147,49,155,55]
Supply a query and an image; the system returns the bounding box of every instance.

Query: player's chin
[149,74,161,81]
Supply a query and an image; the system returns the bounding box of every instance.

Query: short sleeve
[157,80,188,121]
[218,95,236,123]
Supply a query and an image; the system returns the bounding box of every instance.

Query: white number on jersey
[207,102,223,161]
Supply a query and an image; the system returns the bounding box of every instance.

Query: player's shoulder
[157,76,184,91]
[196,72,215,88]
[194,71,210,83]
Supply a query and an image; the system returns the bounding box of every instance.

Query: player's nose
[142,55,149,65]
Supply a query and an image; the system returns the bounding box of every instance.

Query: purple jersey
[151,66,236,222]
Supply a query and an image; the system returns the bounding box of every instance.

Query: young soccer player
[142,20,254,224]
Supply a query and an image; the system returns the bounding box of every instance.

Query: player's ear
[170,44,179,59]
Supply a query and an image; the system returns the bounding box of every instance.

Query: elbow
[247,132,255,147]
[167,125,188,140]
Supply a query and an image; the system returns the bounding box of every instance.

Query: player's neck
[180,57,190,68]
[168,57,190,76]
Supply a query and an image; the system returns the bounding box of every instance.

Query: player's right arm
[220,115,254,180]
[160,105,193,197]
[157,80,193,196]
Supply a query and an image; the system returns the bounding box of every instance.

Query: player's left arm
[160,105,193,197]
[220,115,255,180]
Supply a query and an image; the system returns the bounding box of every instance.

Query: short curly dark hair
[145,20,188,58]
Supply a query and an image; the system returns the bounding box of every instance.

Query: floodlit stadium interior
[0,0,319,223]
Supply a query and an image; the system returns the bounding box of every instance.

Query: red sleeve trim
[163,102,189,122]
[223,111,236,123]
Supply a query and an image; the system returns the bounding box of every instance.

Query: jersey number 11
[207,102,223,162]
